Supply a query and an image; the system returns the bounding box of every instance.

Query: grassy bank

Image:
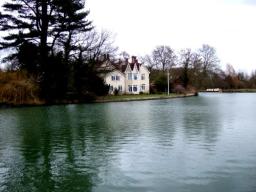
[96,93,197,103]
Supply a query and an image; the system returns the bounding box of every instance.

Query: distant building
[100,56,150,94]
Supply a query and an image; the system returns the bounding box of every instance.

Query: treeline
[141,45,256,92]
[0,0,116,104]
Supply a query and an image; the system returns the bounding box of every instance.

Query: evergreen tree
[179,49,193,88]
[0,0,92,99]
[0,0,92,56]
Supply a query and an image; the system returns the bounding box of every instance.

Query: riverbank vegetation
[0,71,41,105]
[143,45,256,93]
[0,0,114,105]
[1,1,256,106]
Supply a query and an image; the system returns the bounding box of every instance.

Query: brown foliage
[0,71,42,105]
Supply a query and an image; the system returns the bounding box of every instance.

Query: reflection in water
[182,95,222,145]
[0,93,256,192]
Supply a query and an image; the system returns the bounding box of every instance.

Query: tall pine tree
[0,0,92,99]
[0,0,92,69]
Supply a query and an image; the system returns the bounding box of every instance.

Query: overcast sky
[87,0,256,73]
[0,0,255,72]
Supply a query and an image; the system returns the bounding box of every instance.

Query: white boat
[206,88,222,92]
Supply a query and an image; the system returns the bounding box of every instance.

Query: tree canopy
[0,0,116,101]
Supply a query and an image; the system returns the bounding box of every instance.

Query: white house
[103,56,150,94]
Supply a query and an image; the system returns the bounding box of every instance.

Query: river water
[0,93,256,192]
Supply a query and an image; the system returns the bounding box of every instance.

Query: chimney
[131,56,136,63]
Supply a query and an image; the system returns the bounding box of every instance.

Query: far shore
[95,93,197,103]
[3,89,256,108]
[222,89,256,93]
[200,89,256,93]
[0,93,197,108]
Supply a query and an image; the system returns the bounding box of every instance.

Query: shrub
[173,84,186,94]
[0,71,41,105]
[154,74,167,92]
[113,88,119,95]
[81,92,96,103]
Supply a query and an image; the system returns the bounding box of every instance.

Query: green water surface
[0,93,256,192]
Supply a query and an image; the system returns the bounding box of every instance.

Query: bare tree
[189,52,203,87]
[226,63,236,77]
[152,45,177,71]
[74,29,118,61]
[199,44,219,74]
[179,49,195,66]
[190,53,202,71]
[225,63,240,88]
[141,54,156,72]
[119,51,130,60]
[193,44,219,88]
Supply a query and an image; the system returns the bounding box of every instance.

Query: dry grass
[0,71,43,105]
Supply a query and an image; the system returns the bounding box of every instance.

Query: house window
[111,76,115,81]
[128,85,132,92]
[116,75,120,81]
[118,85,122,92]
[133,85,138,92]
[110,85,113,92]
[128,73,132,80]
[141,74,145,80]
[141,84,145,91]
[134,73,138,80]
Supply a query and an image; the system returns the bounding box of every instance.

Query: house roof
[98,55,148,75]
[129,63,141,72]
[111,57,143,73]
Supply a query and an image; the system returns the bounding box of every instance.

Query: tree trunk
[40,0,49,70]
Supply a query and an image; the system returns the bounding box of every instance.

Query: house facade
[103,56,150,94]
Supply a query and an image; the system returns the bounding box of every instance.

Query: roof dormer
[133,63,139,73]
[125,63,132,73]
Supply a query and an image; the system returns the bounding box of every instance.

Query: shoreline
[222,89,256,93]
[0,93,197,108]
[95,93,197,103]
[200,89,256,93]
[2,90,256,108]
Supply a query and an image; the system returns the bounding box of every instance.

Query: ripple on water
[0,94,256,192]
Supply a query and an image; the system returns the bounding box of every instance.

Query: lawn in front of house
[96,93,194,102]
